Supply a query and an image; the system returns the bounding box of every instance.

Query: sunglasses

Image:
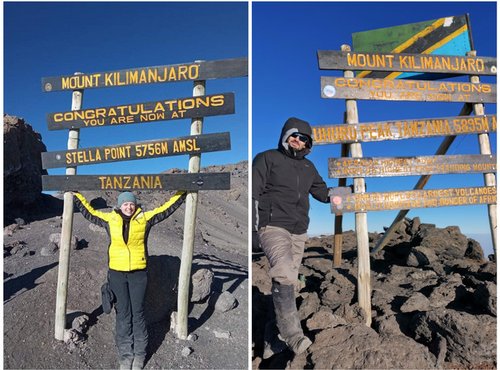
[290,132,309,144]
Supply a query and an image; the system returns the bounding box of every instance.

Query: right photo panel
[252,2,497,369]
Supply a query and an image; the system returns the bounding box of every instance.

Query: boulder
[428,278,463,309]
[4,224,19,237]
[306,324,436,369]
[410,309,496,365]
[406,246,437,267]
[191,268,214,302]
[319,270,355,310]
[372,314,403,337]
[473,281,496,316]
[298,291,320,321]
[214,291,237,312]
[213,329,231,339]
[5,240,28,257]
[400,292,431,313]
[4,114,47,212]
[306,310,347,331]
[465,238,485,261]
[413,225,469,261]
[41,242,59,257]
[49,233,78,250]
[181,347,193,357]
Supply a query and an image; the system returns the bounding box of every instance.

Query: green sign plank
[321,77,496,103]
[312,114,496,145]
[47,93,234,131]
[41,132,230,169]
[42,57,248,92]
[351,14,473,80]
[318,50,496,76]
[42,172,230,191]
[329,154,496,178]
[329,186,496,215]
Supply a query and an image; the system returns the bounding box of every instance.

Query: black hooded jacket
[252,117,329,235]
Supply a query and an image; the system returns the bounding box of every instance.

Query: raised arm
[145,191,187,226]
[73,192,111,227]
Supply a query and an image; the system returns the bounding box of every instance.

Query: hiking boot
[118,357,133,370]
[263,338,288,359]
[272,281,312,355]
[132,356,145,370]
[289,335,312,354]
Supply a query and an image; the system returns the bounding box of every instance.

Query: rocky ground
[252,217,497,369]
[4,162,248,370]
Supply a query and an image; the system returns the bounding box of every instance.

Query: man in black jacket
[253,117,330,357]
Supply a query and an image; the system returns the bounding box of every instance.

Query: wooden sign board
[329,186,497,215]
[351,14,473,80]
[329,154,496,178]
[312,114,496,145]
[318,50,497,76]
[42,57,248,92]
[321,77,496,103]
[42,172,230,191]
[42,132,230,169]
[47,93,234,130]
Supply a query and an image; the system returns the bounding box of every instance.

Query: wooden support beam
[177,79,206,339]
[341,44,371,327]
[54,77,83,341]
[468,50,497,258]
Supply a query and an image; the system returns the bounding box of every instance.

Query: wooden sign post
[42,173,230,191]
[318,35,497,327]
[41,133,231,169]
[318,50,497,76]
[54,75,83,341]
[329,154,496,178]
[330,186,497,214]
[469,50,497,256]
[341,44,372,326]
[321,76,496,103]
[312,114,497,145]
[177,79,205,339]
[42,57,248,342]
[46,93,235,130]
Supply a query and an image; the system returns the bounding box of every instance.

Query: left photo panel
[4,2,248,369]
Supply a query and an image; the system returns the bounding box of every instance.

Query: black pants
[108,269,148,361]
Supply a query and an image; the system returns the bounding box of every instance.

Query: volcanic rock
[410,309,496,365]
[4,114,47,215]
[215,291,238,312]
[191,268,214,303]
[252,220,496,368]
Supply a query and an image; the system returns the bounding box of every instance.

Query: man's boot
[262,318,287,359]
[118,356,133,370]
[272,281,312,354]
[132,356,145,370]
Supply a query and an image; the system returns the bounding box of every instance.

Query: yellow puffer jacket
[74,191,186,271]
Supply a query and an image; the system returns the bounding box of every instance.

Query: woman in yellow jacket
[74,190,186,370]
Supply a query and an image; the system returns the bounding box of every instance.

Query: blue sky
[4,2,248,176]
[253,2,496,254]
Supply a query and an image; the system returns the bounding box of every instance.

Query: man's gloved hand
[252,230,262,253]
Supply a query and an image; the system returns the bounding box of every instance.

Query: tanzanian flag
[352,14,474,80]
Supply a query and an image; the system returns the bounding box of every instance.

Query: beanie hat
[117,192,136,208]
